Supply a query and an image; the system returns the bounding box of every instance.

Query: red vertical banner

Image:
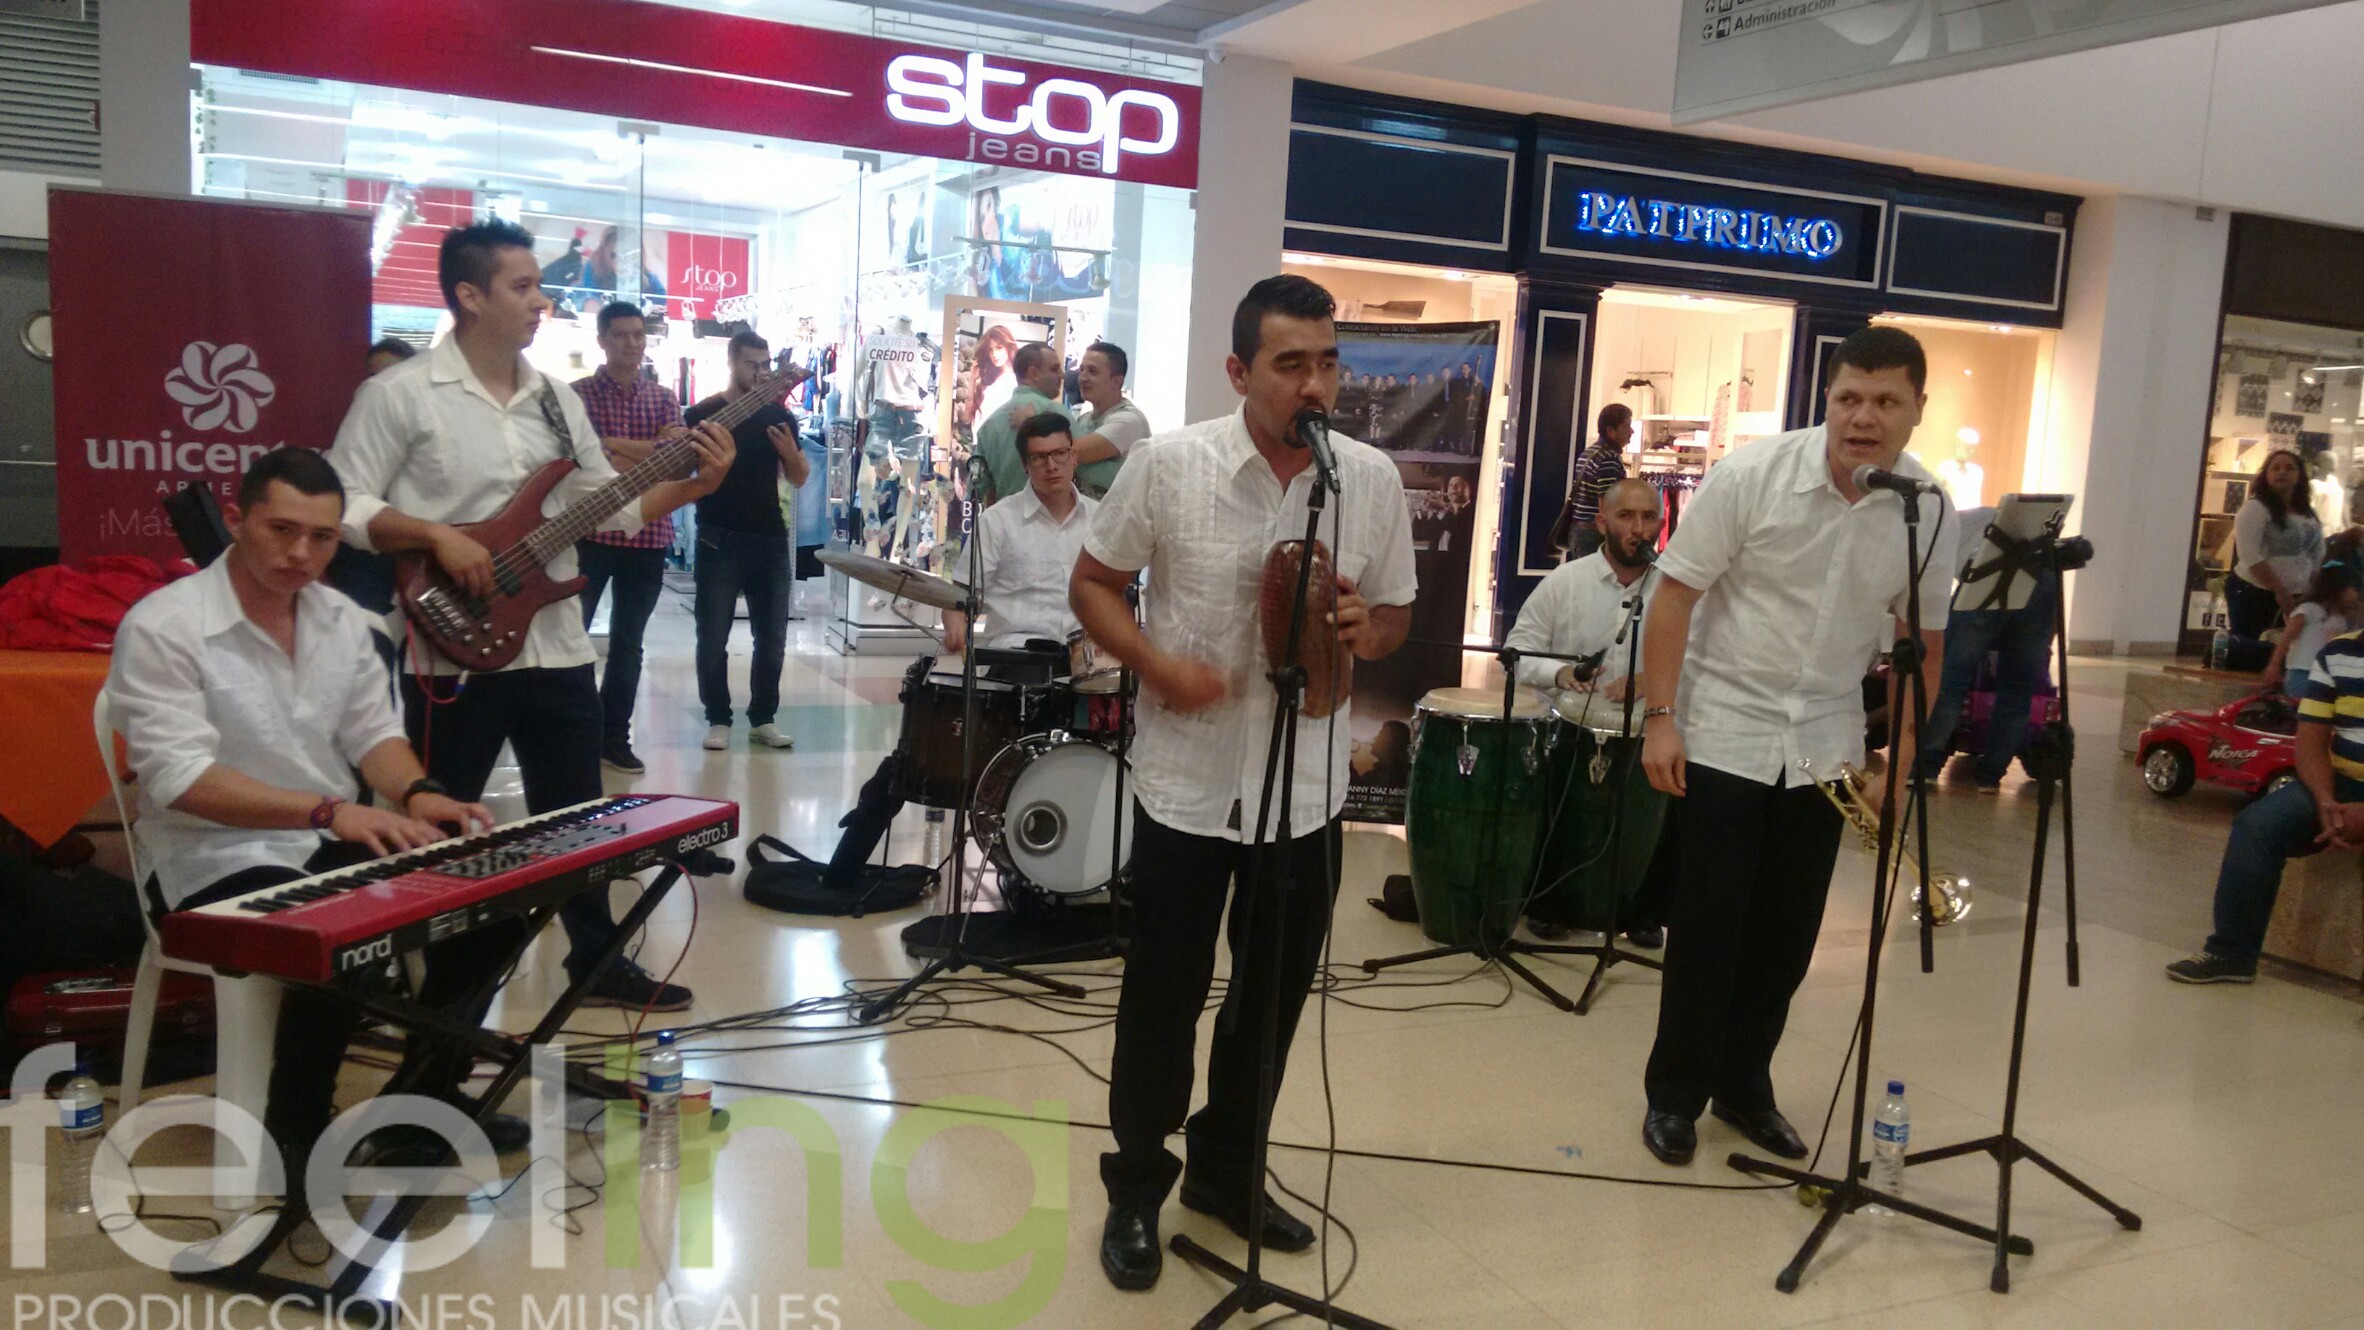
[50,191,373,564]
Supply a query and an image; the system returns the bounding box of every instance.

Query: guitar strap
[535,382,576,462]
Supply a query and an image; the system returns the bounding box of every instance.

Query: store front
[2181,214,2364,656]
[1281,82,2078,639]
[189,0,1200,651]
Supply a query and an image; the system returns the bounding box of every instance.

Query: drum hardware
[854,512,1086,1024]
[1805,760,1971,926]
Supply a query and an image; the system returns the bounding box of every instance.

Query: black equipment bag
[741,835,930,917]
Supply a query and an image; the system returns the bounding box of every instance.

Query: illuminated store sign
[887,53,1182,176]
[1571,191,1843,260]
[1539,157,1886,287]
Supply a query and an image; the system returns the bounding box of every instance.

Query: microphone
[1851,463,1942,498]
[1291,406,1342,494]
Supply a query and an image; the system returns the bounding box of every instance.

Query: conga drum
[1527,696,1671,933]
[1404,687,1552,948]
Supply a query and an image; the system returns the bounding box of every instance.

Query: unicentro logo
[163,342,277,433]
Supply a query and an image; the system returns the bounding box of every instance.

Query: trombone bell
[1801,760,1971,927]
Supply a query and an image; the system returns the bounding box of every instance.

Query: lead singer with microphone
[1072,275,1416,1291]
[1636,326,1953,1166]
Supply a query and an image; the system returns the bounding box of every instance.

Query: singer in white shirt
[1507,478,1664,703]
[1634,327,1953,1170]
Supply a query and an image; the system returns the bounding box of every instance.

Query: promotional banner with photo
[51,191,372,564]
[1338,321,1499,824]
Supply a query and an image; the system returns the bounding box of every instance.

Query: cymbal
[818,546,974,613]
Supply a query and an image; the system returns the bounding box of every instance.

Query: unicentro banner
[51,191,372,564]
[1338,320,1499,824]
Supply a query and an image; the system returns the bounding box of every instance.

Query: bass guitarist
[326,219,734,1014]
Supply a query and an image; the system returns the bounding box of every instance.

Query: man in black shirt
[689,330,813,751]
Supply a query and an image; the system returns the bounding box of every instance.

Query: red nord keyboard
[160,796,739,984]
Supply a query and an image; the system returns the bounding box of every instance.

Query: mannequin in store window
[2225,448,2324,643]
[1937,432,1985,509]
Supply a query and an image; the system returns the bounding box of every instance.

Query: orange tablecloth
[0,648,114,847]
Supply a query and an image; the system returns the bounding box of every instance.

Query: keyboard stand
[172,849,732,1319]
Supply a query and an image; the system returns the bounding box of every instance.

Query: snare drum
[1404,686,1552,948]
[1525,694,1670,933]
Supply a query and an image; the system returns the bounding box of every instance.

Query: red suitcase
[4,968,216,1056]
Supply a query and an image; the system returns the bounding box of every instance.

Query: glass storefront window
[192,62,1193,595]
[2182,314,2364,649]
[1873,314,2056,512]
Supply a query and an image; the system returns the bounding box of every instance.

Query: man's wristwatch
[402,778,449,813]
[1642,705,1676,722]
[309,796,345,832]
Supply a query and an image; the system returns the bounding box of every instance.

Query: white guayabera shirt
[1085,407,1417,843]
[1655,425,1954,786]
[972,484,1096,648]
[1506,551,1659,699]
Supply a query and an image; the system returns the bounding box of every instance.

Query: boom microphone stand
[1889,524,2139,1292]
[857,460,1085,1024]
[1729,479,2028,1292]
[1171,434,1391,1330]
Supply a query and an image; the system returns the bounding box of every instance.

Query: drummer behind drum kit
[820,546,1137,981]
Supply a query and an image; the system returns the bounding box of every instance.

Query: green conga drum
[1527,696,1670,933]
[1405,687,1552,947]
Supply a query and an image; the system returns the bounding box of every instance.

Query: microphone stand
[856,459,1085,1024]
[1729,481,2023,1291]
[1565,572,1663,1012]
[1172,452,1391,1330]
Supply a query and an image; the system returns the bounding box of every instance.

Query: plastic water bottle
[2210,630,2231,670]
[57,1064,103,1214]
[924,807,947,867]
[1869,1080,1910,1205]
[643,1033,682,1173]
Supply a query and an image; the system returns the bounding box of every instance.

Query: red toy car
[2137,689,2300,799]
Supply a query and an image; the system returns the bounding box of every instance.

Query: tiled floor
[14,583,2364,1328]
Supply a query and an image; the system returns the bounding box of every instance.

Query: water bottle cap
[1887,1080,1905,1095]
[657,1031,676,1046]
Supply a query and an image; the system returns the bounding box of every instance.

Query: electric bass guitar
[396,368,797,670]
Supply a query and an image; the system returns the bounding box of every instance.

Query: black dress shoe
[1712,1102,1809,1159]
[1641,1110,1696,1166]
[1623,923,1665,949]
[1179,1180,1318,1253]
[1100,1203,1161,1291]
[1527,917,1574,941]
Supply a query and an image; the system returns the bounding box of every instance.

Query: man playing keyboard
[106,448,506,1207]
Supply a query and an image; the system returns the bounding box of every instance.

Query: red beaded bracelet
[308,796,345,833]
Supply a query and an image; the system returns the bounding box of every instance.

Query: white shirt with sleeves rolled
[1504,552,1658,695]
[1084,407,1417,842]
[326,336,643,675]
[103,557,408,908]
[1653,425,1955,787]
[972,484,1095,648]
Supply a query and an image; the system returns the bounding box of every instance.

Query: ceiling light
[1963,369,1973,376]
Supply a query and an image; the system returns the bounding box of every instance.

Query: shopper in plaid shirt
[573,301,684,776]
[1549,403,1635,562]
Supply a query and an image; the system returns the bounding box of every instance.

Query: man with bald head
[1507,477,1671,945]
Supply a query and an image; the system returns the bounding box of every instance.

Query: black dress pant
[1643,763,1844,1120]
[401,665,613,982]
[169,843,522,1194]
[1102,812,1342,1209]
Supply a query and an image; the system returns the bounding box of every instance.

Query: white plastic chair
[98,691,281,1207]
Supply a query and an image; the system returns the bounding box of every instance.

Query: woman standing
[2226,449,2324,640]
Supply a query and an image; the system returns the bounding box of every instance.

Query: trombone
[1801,760,1972,926]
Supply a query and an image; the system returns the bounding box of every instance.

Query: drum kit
[821,548,1135,1021]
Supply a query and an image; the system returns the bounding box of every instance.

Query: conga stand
[1729,485,2027,1291]
[857,473,1086,1024]
[1171,456,1391,1330]
[1358,636,1660,1014]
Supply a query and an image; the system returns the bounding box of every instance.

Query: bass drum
[974,736,1134,897]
